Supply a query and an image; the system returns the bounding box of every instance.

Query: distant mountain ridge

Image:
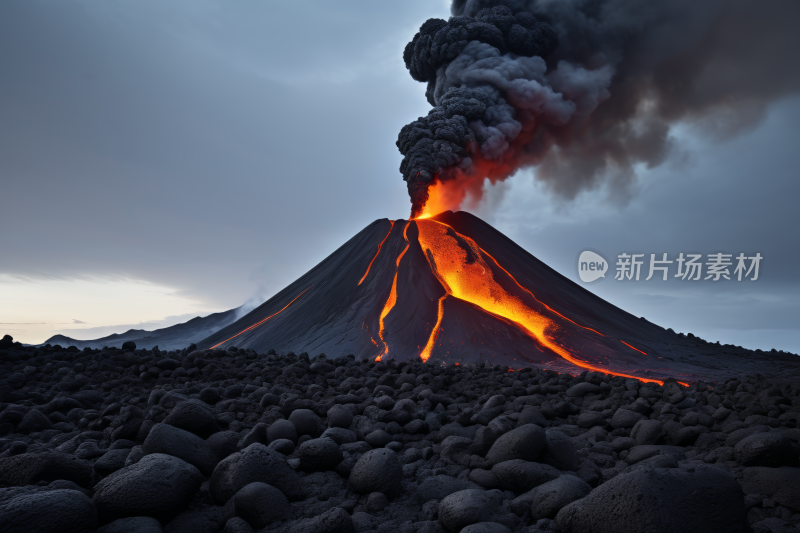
[43,308,239,351]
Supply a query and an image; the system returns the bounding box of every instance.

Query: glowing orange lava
[210,286,312,349]
[415,219,662,384]
[420,294,446,362]
[376,222,410,361]
[478,249,606,337]
[621,340,647,355]
[415,178,477,219]
[358,221,395,285]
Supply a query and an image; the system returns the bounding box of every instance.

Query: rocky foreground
[1,336,799,533]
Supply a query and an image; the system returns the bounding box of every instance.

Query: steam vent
[199,212,774,383]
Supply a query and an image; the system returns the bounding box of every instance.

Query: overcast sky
[1,0,798,354]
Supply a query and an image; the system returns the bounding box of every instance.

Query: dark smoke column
[397,2,609,217]
[397,0,800,218]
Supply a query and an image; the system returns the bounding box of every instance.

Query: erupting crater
[198,211,732,382]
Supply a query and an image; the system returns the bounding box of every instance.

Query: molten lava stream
[420,294,446,363]
[210,286,312,349]
[620,340,647,355]
[358,220,395,286]
[415,219,662,384]
[376,222,410,361]
[479,248,605,337]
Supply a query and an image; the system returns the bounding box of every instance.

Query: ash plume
[398,0,800,217]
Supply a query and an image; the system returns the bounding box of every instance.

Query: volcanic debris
[0,338,799,532]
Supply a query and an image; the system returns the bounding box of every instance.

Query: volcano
[197,212,788,383]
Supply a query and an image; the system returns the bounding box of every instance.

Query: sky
[1,0,798,354]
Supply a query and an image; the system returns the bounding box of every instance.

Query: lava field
[1,337,799,533]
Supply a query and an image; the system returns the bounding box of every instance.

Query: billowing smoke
[398,0,800,217]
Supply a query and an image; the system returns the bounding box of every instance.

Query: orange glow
[620,340,647,355]
[411,127,543,219]
[416,219,662,384]
[363,318,380,349]
[479,247,605,337]
[377,274,399,360]
[210,286,312,349]
[415,178,478,219]
[358,221,395,286]
[376,222,411,361]
[420,295,446,362]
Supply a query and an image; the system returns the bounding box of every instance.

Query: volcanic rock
[541,429,579,471]
[163,400,220,438]
[528,475,592,520]
[364,429,392,448]
[0,488,97,533]
[321,427,357,445]
[734,433,797,467]
[297,437,343,472]
[93,453,203,522]
[417,475,480,502]
[631,419,665,446]
[209,443,304,504]
[268,419,298,443]
[233,482,291,528]
[349,448,403,499]
[566,382,601,397]
[283,506,353,533]
[485,424,546,465]
[94,449,131,476]
[16,409,52,433]
[610,408,647,429]
[206,431,240,462]
[438,489,503,532]
[289,409,325,438]
[238,423,267,448]
[0,451,94,487]
[142,423,218,475]
[268,439,295,454]
[98,516,163,533]
[491,459,561,493]
[740,466,800,511]
[199,387,220,405]
[327,404,354,429]
[222,517,254,533]
[555,465,747,532]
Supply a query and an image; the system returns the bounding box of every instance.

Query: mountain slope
[43,308,239,351]
[197,211,792,381]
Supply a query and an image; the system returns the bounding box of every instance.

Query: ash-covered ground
[1,336,799,533]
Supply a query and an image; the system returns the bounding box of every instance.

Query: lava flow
[358,220,394,285]
[411,218,662,384]
[376,222,411,361]
[210,286,312,350]
[420,294,446,363]
[198,210,703,382]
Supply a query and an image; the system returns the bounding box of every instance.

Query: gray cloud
[0,0,443,313]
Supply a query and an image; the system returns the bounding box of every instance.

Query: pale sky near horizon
[2,0,799,354]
